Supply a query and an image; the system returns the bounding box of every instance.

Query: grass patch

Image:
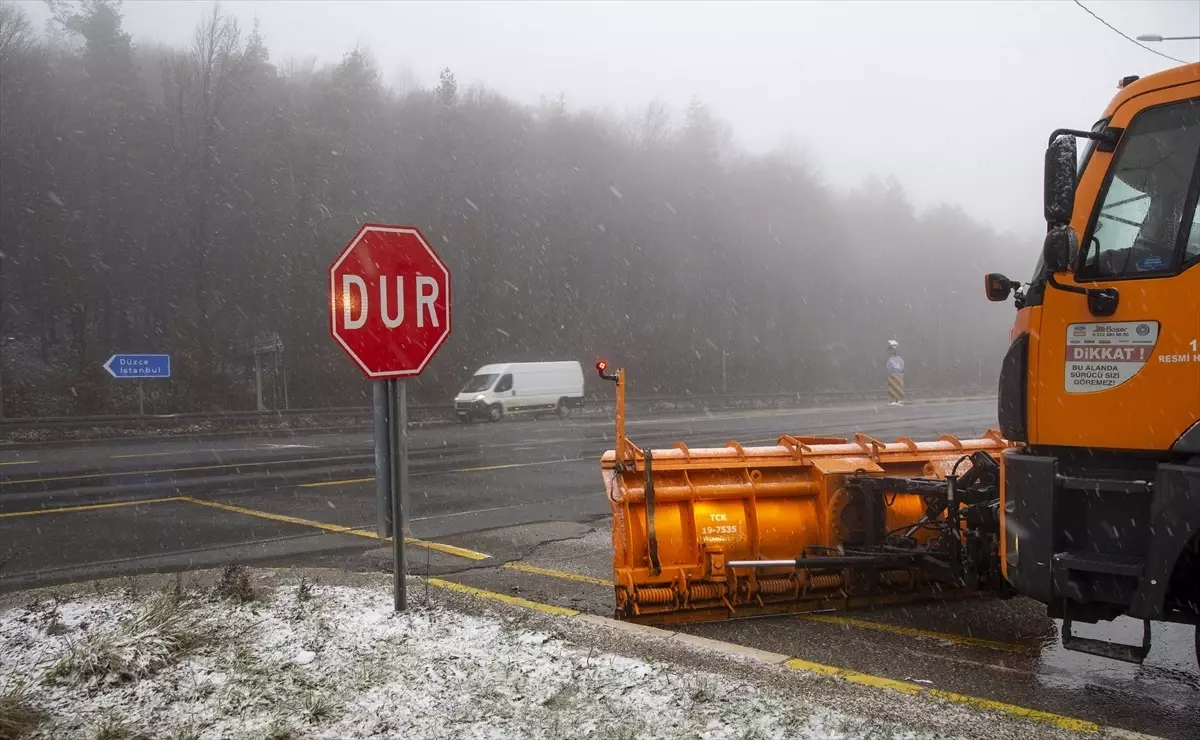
[214,565,255,603]
[91,710,149,740]
[300,691,336,723]
[296,577,313,602]
[48,593,210,688]
[263,719,294,740]
[0,679,46,740]
[542,683,578,710]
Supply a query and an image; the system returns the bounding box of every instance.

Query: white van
[454,361,585,422]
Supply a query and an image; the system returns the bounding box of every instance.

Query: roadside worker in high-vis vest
[887,340,905,406]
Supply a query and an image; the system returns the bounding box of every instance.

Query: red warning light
[596,360,618,383]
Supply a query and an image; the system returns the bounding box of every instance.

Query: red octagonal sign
[329,224,451,378]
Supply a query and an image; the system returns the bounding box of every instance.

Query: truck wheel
[556,399,571,419]
[488,404,503,423]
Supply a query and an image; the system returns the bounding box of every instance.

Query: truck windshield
[1079,99,1200,278]
[461,374,498,393]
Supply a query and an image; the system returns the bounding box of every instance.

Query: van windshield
[461,374,498,393]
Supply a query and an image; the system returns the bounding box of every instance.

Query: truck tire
[556,399,571,419]
[488,404,503,423]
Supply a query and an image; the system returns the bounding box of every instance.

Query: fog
[19,0,1199,230]
[1,1,1197,415]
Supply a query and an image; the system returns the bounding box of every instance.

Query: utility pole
[0,251,6,421]
[254,353,264,411]
[252,332,283,411]
[722,349,728,395]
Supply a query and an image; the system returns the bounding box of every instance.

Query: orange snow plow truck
[600,62,1200,666]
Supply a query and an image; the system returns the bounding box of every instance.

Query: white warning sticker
[1064,321,1158,394]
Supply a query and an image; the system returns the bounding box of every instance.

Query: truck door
[1035,94,1200,452]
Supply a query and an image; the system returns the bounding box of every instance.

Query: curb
[424,576,1156,738]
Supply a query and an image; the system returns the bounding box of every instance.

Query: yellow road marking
[426,577,580,616]
[503,562,613,586]
[0,496,185,519]
[492,564,1029,654]
[301,477,374,488]
[798,613,1034,654]
[1,454,365,486]
[784,658,1098,732]
[109,451,178,459]
[786,656,921,693]
[406,539,490,561]
[301,457,583,488]
[179,496,379,537]
[176,496,490,560]
[786,657,1099,731]
[413,573,1099,733]
[0,460,38,466]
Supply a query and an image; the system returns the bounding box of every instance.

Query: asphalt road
[1,397,1196,738]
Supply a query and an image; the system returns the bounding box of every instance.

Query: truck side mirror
[1042,225,1078,273]
[984,273,1014,302]
[1044,135,1077,226]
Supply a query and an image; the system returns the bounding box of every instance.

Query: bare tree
[390,63,420,98]
[627,99,672,150]
[160,3,255,360]
[0,0,34,64]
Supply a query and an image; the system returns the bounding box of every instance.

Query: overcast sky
[20,0,1200,235]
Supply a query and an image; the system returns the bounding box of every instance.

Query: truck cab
[989,63,1200,662]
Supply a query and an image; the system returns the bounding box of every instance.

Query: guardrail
[1,386,991,434]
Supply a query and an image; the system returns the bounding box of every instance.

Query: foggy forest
[0,0,1027,416]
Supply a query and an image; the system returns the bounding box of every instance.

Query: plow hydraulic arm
[598,365,1012,625]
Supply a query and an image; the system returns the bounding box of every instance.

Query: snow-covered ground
[0,569,1094,740]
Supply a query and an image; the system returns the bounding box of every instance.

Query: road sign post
[388,379,408,611]
[103,354,170,415]
[373,382,390,538]
[328,224,451,612]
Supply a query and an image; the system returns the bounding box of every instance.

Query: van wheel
[556,399,572,419]
[488,404,503,422]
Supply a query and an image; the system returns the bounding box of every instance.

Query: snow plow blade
[597,367,1011,625]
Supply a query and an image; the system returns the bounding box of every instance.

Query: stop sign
[329,224,451,378]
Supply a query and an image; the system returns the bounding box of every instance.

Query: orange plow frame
[600,368,1010,624]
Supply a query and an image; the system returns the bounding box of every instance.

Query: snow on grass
[2,577,949,740]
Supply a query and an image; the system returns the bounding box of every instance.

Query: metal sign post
[373,382,391,539]
[386,379,409,610]
[252,333,283,412]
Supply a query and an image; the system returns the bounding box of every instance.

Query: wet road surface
[1,397,1196,737]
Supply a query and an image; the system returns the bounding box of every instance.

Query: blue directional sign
[103,354,171,379]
